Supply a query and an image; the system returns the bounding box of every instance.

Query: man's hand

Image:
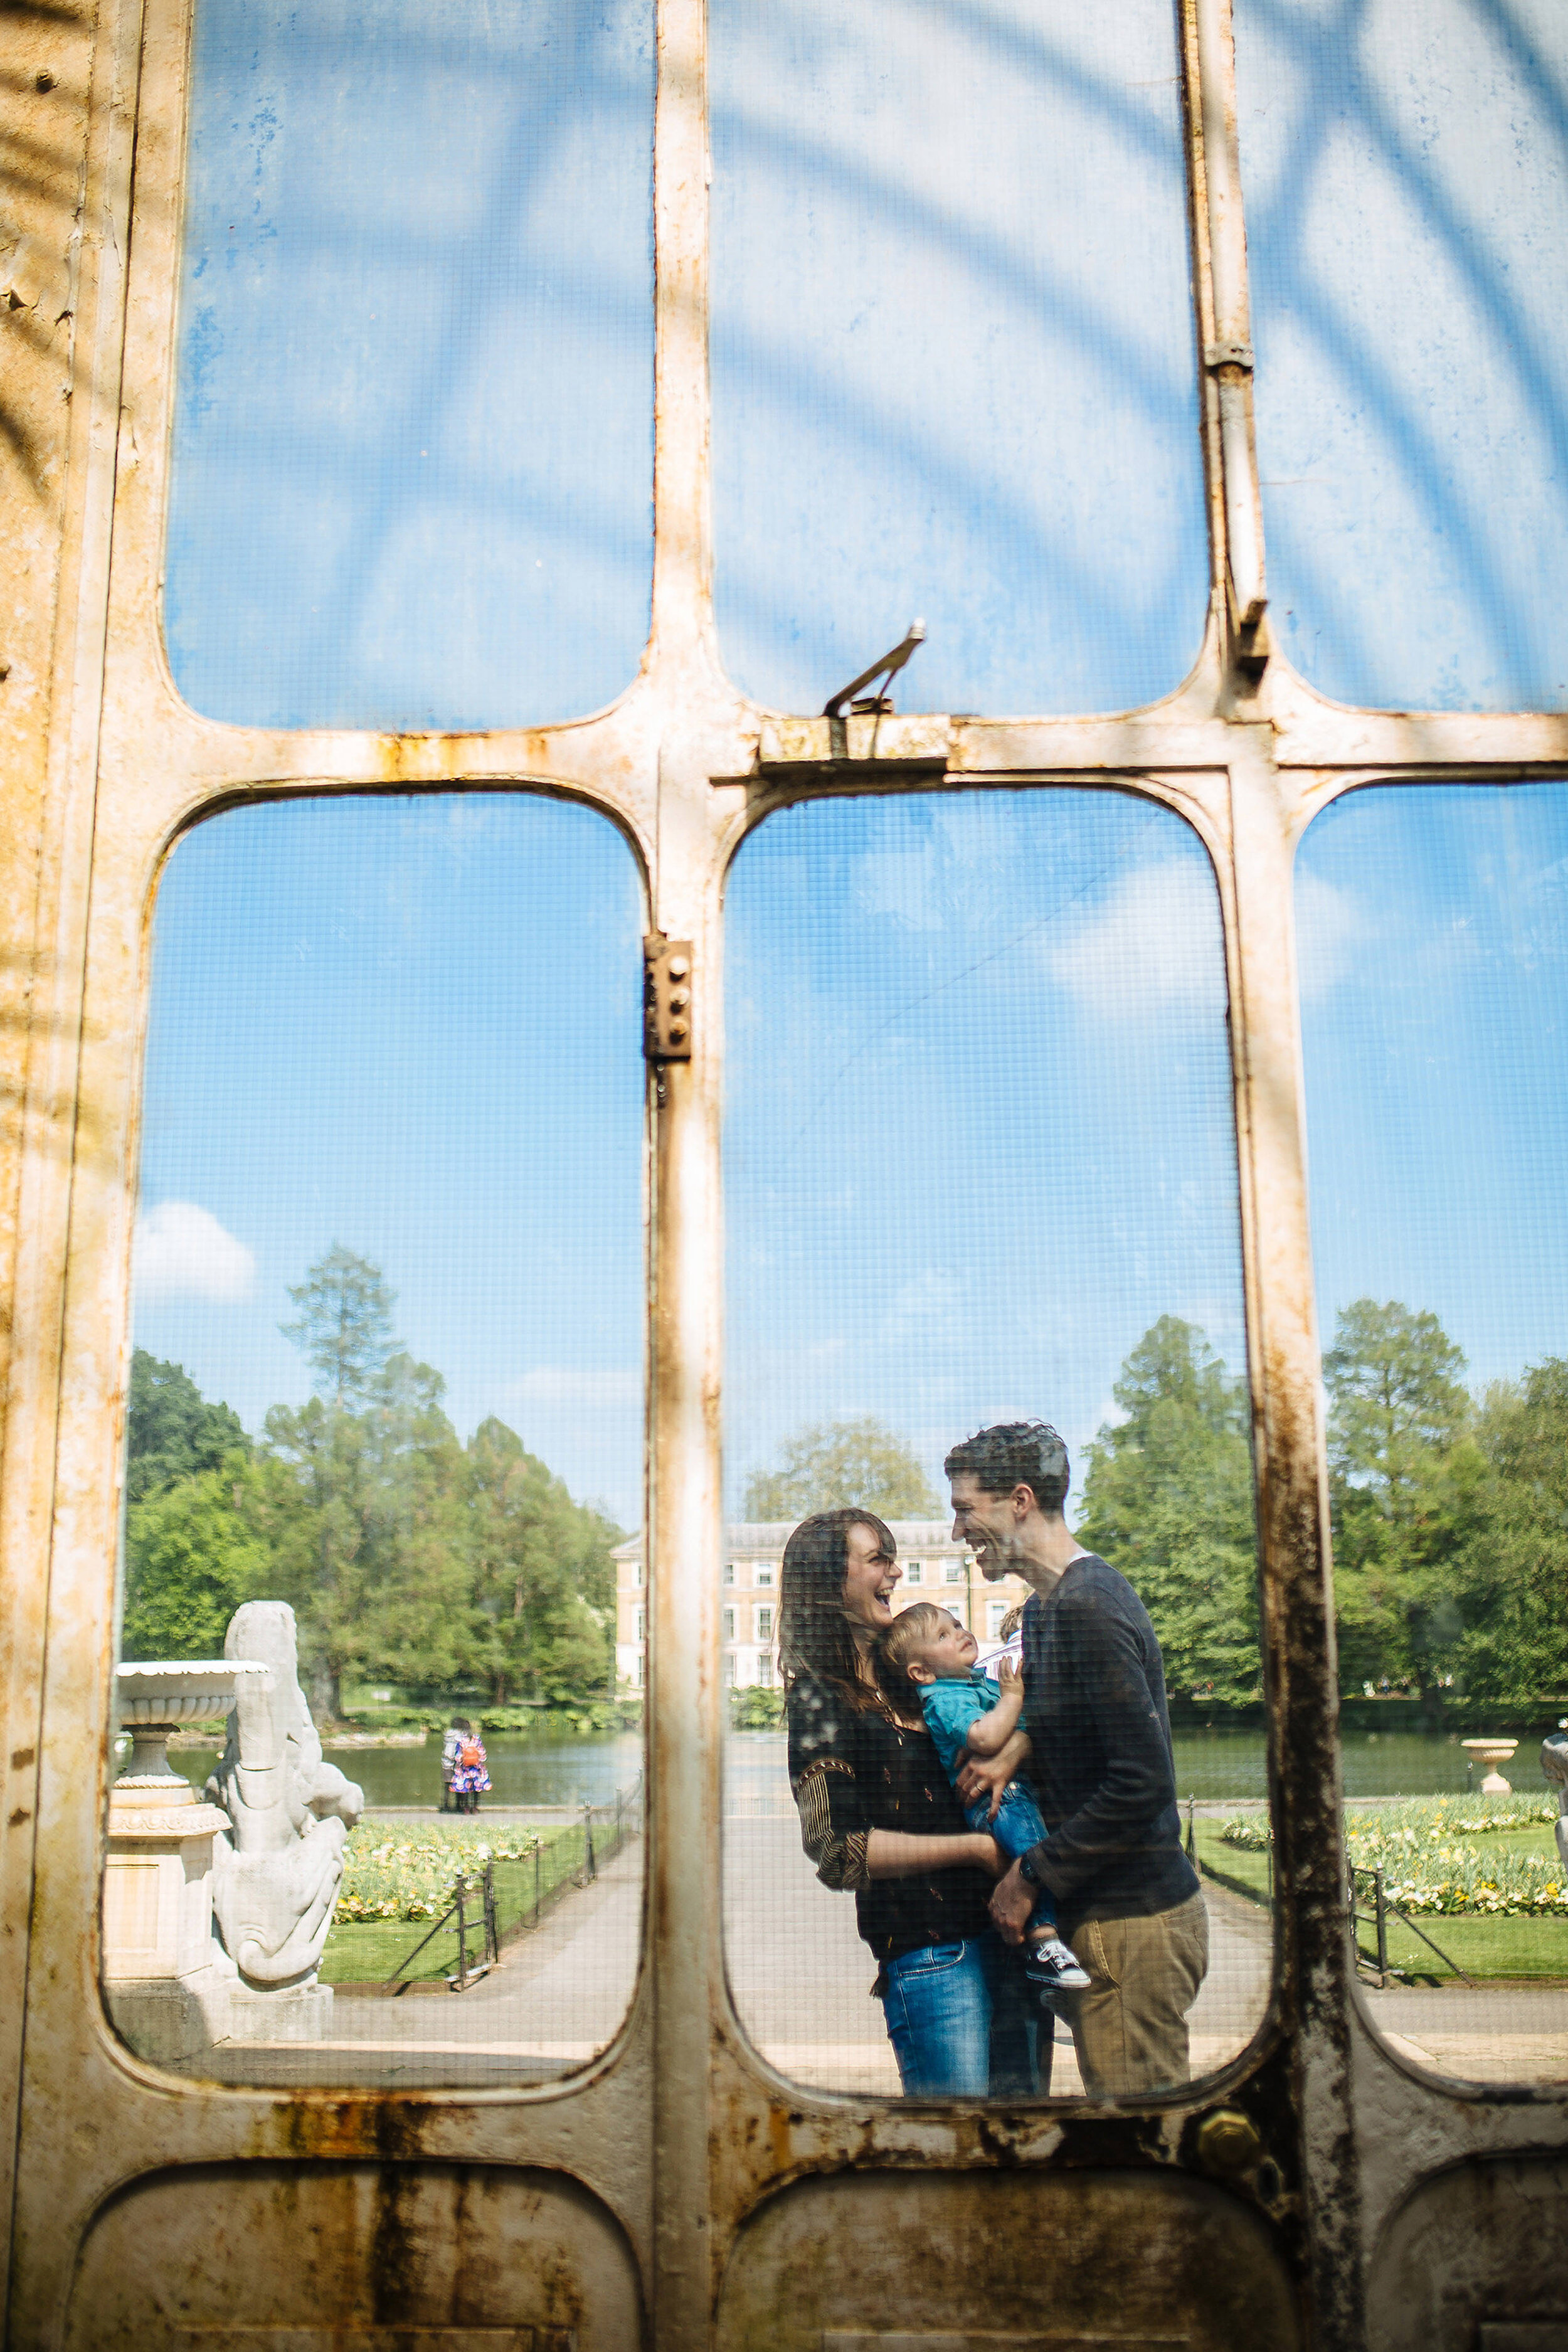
[955,1747,1014,1820]
[989,1857,1035,1945]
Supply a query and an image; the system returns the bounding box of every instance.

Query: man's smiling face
[948,1471,1024,1582]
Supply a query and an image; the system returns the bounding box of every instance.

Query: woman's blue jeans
[880,1931,1046,2099]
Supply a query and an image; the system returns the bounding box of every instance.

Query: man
[948,1419,1207,2097]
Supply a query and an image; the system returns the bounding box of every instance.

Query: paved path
[179,1761,1567,2095]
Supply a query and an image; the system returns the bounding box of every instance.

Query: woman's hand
[955,1747,1014,1821]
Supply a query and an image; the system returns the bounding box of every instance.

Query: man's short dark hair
[944,1421,1070,1517]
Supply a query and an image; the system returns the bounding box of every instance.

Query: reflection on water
[159,1731,643,1811]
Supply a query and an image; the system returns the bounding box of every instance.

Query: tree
[258,1348,469,1717]
[1454,1359,1568,1702]
[1076,1317,1261,1703]
[464,1417,619,1705]
[122,1461,270,1659]
[125,1349,248,1503]
[743,1416,941,1520]
[280,1244,398,1406]
[1323,1298,1484,1700]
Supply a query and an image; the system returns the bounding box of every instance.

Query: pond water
[160,1731,645,1811]
[155,1723,1498,1811]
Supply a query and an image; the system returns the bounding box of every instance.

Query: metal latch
[644,936,694,1061]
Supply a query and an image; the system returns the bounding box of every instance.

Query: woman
[780,1507,1039,2098]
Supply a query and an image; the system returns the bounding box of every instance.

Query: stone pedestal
[106,1657,334,2062]
[103,1775,241,2064]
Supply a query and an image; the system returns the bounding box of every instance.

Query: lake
[156,1723,1510,1811]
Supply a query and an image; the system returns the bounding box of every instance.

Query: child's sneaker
[1024,1936,1090,1993]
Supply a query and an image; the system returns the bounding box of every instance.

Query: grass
[320,1823,591,1986]
[1191,1819,1568,1983]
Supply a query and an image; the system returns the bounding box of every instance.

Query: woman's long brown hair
[778,1507,898,1710]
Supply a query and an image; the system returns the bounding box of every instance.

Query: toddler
[877,1601,1089,1999]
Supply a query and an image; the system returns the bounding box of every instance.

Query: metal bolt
[35,70,56,90]
[1195,2107,1263,2177]
[668,956,689,980]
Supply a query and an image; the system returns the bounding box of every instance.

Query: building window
[944,1557,963,1584]
[904,1562,923,1585]
[633,1655,643,1687]
[633,1560,644,1587]
[635,1609,645,1642]
[722,1654,737,1688]
[987,1602,1006,1640]
[756,1565,774,1587]
[756,1655,774,1688]
[723,1562,735,1586]
[755,1606,773,1641]
[723,1606,736,1640]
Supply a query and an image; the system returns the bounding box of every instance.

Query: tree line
[1074,1302,1567,1708]
[123,1246,621,1718]
[738,1304,1567,1712]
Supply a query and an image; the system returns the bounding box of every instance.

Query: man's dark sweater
[1020,1552,1200,1929]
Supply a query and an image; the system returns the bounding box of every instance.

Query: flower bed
[1217,1794,1565,1914]
[334,1821,571,1923]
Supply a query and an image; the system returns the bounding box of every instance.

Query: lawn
[1190,1818,1568,1983]
[320,1821,590,1987]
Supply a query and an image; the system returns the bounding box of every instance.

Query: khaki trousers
[1060,1889,1209,2098]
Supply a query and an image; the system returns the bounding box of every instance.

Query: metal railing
[380,1773,645,1994]
[1347,1856,1473,1987]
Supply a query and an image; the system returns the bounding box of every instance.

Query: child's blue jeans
[963,1783,1058,1936]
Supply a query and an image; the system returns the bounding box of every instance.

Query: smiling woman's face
[840,1519,901,1635]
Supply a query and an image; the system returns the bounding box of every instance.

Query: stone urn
[104,1660,267,2060]
[1461,1736,1519,1795]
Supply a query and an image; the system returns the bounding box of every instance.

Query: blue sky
[135,783,1568,1538]
[1297,781,1568,1389]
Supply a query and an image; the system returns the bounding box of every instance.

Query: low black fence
[1347,1857,1473,1986]
[382,1773,644,1994]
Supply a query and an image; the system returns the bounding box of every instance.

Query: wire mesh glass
[106,795,644,2089]
[722,789,1271,2100]
[164,0,655,731]
[1298,780,1568,2085]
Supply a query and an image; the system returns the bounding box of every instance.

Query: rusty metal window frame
[6,0,1567,2341]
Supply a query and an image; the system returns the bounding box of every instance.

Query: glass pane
[1297,782,1568,2084]
[709,0,1209,717]
[723,792,1269,2102]
[1236,0,1568,711]
[107,797,644,2089]
[166,0,654,731]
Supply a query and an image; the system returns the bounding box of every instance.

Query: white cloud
[1295,870,1366,1002]
[1047,859,1226,1022]
[133,1202,256,1304]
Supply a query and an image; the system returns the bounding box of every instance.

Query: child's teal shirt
[919,1668,1001,1783]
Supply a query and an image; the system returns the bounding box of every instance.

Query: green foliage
[280,1243,398,1406]
[1324,1298,1485,1698]
[1076,1317,1261,1703]
[125,1350,248,1503]
[121,1249,622,1715]
[743,1415,940,1520]
[122,1460,271,1659]
[729,1683,785,1729]
[1454,1359,1568,1702]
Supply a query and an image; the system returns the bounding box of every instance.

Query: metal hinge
[644,936,693,1061]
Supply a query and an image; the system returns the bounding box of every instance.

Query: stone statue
[1542,1733,1568,1875]
[206,1602,364,1986]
